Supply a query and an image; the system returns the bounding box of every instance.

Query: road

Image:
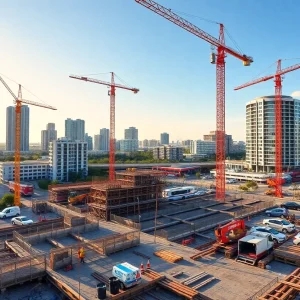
[0,183,50,228]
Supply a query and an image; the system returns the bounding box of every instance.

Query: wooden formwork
[274,244,300,267]
[88,170,164,220]
[259,268,300,300]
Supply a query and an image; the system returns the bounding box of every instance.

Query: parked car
[265,207,288,217]
[11,216,33,226]
[293,232,300,245]
[280,202,300,211]
[0,206,20,219]
[263,218,295,233]
[288,185,300,190]
[249,226,286,243]
[195,190,206,196]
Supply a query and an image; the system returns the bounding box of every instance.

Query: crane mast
[135,0,253,201]
[235,60,300,198]
[0,75,57,206]
[70,73,139,181]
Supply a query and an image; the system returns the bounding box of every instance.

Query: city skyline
[1,1,300,143]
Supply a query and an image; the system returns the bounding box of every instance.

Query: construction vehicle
[215,219,247,244]
[265,189,276,196]
[68,192,88,205]
[236,231,274,265]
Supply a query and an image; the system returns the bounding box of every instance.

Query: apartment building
[119,139,139,152]
[0,160,49,182]
[153,146,183,160]
[190,140,216,156]
[49,138,88,182]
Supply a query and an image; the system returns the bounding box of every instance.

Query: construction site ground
[42,220,297,300]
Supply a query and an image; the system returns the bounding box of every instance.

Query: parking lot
[0,183,51,228]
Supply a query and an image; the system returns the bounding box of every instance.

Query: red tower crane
[134,0,253,200]
[0,75,57,206]
[69,73,139,181]
[235,60,300,198]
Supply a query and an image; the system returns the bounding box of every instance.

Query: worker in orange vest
[79,247,85,263]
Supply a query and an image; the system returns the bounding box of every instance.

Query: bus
[163,186,197,200]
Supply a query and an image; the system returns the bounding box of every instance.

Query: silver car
[262,218,295,233]
[249,226,286,243]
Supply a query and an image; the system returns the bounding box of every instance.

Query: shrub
[0,193,15,209]
[38,179,51,190]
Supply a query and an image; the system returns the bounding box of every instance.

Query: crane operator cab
[243,55,253,66]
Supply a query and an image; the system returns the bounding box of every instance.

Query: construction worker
[79,247,85,263]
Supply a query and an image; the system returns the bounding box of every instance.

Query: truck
[9,181,34,196]
[112,262,141,290]
[236,231,274,265]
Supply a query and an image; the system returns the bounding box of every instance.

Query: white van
[112,262,141,289]
[0,206,20,219]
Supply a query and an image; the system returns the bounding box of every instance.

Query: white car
[249,226,286,243]
[262,218,295,233]
[11,216,34,226]
[0,206,20,219]
[195,190,206,196]
[293,233,300,245]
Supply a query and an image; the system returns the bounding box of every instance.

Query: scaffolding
[88,170,165,220]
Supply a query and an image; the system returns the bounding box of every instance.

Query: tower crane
[134,0,253,201]
[0,75,57,206]
[235,60,300,198]
[69,73,139,181]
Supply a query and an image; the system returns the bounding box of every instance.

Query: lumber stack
[258,268,300,300]
[190,247,215,260]
[273,244,300,267]
[258,253,274,269]
[142,269,165,281]
[154,249,183,263]
[158,277,199,299]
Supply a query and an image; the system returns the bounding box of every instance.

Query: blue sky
[0,0,300,143]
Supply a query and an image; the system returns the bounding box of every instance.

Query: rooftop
[0,160,49,166]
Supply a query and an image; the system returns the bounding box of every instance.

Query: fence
[234,199,276,219]
[247,277,279,300]
[13,231,42,254]
[110,214,141,230]
[0,253,46,289]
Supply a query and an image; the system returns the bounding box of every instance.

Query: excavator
[68,192,89,205]
[215,219,247,244]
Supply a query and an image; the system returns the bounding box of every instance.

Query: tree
[38,179,51,190]
[0,194,15,209]
[195,172,201,179]
[239,185,249,192]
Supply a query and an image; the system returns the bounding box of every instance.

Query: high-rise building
[119,139,139,152]
[84,133,93,150]
[160,132,169,145]
[246,95,300,172]
[149,139,159,147]
[100,128,109,151]
[124,127,138,140]
[153,146,183,160]
[94,134,101,151]
[6,105,29,151]
[65,118,85,141]
[49,138,88,182]
[203,130,233,154]
[41,123,57,151]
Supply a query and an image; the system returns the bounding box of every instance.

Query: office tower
[49,138,88,181]
[65,118,85,141]
[246,95,300,172]
[84,133,93,150]
[160,132,169,145]
[190,140,216,155]
[203,130,233,155]
[6,105,29,151]
[100,128,109,151]
[41,123,57,151]
[94,135,101,151]
[6,106,15,151]
[124,127,138,140]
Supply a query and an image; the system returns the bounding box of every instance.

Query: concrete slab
[33,241,55,253]
[80,227,117,240]
[55,236,78,246]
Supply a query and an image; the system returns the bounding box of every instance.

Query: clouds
[291,91,300,98]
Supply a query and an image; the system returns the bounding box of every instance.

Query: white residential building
[41,123,57,151]
[0,160,49,182]
[190,140,216,156]
[153,146,183,160]
[65,118,85,142]
[49,138,88,182]
[119,139,139,152]
[246,95,300,172]
[100,128,109,151]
